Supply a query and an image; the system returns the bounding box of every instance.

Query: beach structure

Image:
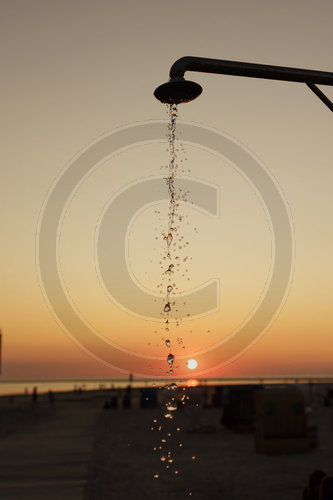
[221,385,257,431]
[253,387,317,454]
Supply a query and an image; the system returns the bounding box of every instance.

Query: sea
[1,377,333,396]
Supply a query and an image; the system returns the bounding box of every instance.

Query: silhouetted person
[303,470,326,500]
[103,399,110,410]
[110,396,118,409]
[32,387,38,404]
[221,386,233,428]
[48,390,55,406]
[109,389,118,409]
[324,389,333,407]
[123,385,132,408]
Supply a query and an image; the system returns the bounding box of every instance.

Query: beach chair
[254,387,317,454]
[221,386,257,432]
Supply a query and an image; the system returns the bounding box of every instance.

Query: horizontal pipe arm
[170,56,333,86]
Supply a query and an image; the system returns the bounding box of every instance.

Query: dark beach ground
[1,388,333,499]
[83,404,333,500]
[0,391,98,499]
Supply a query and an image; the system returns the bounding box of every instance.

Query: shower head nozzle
[154,78,202,104]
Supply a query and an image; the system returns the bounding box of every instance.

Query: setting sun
[187,359,198,370]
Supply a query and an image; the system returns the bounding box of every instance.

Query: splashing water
[162,104,179,374]
[152,104,194,479]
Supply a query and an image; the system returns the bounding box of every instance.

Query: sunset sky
[1,0,333,379]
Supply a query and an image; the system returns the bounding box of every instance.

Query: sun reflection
[187,379,199,387]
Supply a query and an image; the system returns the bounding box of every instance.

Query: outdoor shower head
[154,78,202,104]
[154,56,333,111]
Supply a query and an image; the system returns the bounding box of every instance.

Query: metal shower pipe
[167,56,333,111]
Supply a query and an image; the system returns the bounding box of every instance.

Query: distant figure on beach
[129,373,133,383]
[48,390,55,406]
[123,385,132,409]
[221,386,233,428]
[303,470,326,499]
[32,387,38,404]
[324,388,333,407]
[109,388,118,409]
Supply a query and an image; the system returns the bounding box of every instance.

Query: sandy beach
[1,387,333,499]
[0,391,99,499]
[83,403,333,499]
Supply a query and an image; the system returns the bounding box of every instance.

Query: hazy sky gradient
[1,0,333,379]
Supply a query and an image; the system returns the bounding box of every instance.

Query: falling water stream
[163,103,178,375]
[151,105,194,493]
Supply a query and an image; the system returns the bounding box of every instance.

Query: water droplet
[160,455,166,462]
[165,339,171,349]
[166,233,173,246]
[167,353,175,368]
[163,302,171,313]
[167,403,177,411]
[165,264,174,274]
[154,474,159,479]
[167,285,173,293]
